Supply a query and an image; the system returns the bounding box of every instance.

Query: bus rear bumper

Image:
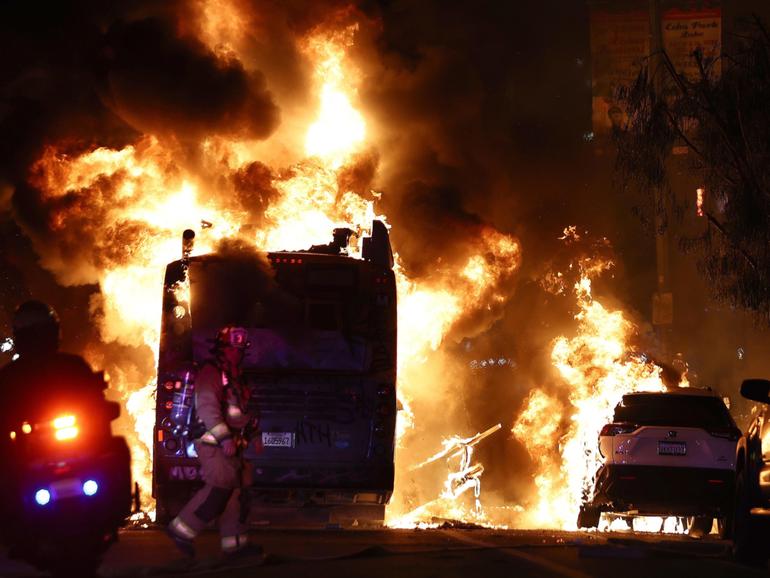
[245,486,391,506]
[247,462,394,493]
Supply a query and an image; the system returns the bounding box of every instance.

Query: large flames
[27,17,520,519]
[30,137,243,502]
[23,6,680,532]
[512,237,671,529]
[303,24,366,165]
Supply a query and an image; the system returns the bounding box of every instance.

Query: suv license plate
[262,432,295,448]
[658,441,686,456]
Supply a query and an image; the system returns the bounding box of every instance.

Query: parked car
[578,388,740,536]
[733,379,770,563]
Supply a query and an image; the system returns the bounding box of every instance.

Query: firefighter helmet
[214,326,250,350]
[12,300,61,356]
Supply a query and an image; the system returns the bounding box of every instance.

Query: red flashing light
[165,401,173,410]
[707,479,724,485]
[52,415,78,441]
[164,381,174,390]
[270,256,304,265]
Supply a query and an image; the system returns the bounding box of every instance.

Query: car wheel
[686,516,713,538]
[732,468,768,565]
[577,504,601,529]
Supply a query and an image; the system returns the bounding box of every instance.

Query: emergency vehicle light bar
[52,414,79,441]
[35,489,51,506]
[34,478,99,506]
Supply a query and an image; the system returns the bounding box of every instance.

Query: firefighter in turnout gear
[167,326,259,558]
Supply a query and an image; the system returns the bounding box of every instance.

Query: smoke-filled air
[0,0,691,529]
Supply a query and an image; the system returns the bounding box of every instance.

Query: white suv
[577,388,740,535]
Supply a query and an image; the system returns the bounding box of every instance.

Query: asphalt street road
[0,527,768,578]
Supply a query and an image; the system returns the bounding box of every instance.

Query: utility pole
[649,0,673,361]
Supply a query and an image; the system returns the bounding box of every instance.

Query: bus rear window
[188,259,362,334]
[307,302,339,331]
[306,267,356,287]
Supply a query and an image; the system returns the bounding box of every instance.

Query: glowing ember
[696,187,705,217]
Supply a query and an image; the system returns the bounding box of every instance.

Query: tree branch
[704,210,757,271]
[693,51,761,197]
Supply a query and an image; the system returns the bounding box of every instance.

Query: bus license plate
[262,432,295,448]
[658,441,686,456]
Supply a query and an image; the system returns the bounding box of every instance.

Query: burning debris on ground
[392,423,503,527]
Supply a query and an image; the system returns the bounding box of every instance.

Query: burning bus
[152,221,397,526]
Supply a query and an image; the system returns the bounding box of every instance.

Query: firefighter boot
[166,523,195,558]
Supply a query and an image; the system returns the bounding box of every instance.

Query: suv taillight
[600,423,638,436]
[707,427,741,442]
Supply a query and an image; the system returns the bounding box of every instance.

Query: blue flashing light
[82,480,99,497]
[35,489,51,506]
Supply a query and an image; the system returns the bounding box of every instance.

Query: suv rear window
[613,394,734,429]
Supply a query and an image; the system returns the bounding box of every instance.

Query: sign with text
[663,8,721,81]
[590,9,650,136]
